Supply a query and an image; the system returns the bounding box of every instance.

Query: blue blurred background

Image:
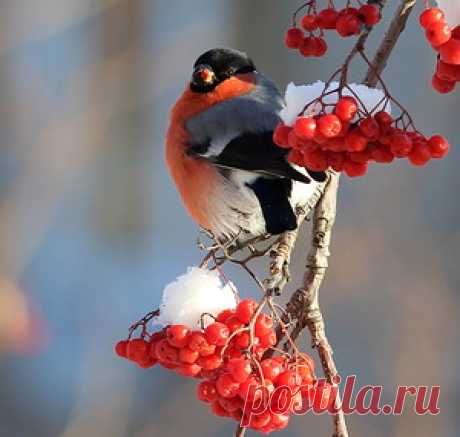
[0,1,458,436]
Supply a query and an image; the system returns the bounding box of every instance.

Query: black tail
[248,177,297,235]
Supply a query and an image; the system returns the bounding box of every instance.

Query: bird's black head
[190,48,256,93]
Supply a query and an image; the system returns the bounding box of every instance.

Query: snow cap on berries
[279,81,390,126]
[436,0,460,27]
[155,267,237,329]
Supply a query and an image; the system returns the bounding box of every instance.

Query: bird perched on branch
[165,48,326,241]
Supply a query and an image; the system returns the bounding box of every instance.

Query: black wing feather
[189,132,327,183]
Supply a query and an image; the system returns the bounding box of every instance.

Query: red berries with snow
[419,6,460,94]
[273,94,451,177]
[115,299,328,433]
[284,3,381,57]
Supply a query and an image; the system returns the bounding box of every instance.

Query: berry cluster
[419,7,460,93]
[197,352,331,433]
[285,3,381,57]
[115,300,329,433]
[115,300,277,374]
[273,96,450,177]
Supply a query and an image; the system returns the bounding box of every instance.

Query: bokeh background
[0,1,458,436]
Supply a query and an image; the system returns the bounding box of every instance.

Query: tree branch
[363,0,418,87]
[276,1,419,436]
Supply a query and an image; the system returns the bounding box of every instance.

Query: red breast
[165,73,256,230]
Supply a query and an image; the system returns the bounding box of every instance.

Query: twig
[363,0,418,87]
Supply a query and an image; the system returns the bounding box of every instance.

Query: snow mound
[280,81,389,126]
[155,267,237,329]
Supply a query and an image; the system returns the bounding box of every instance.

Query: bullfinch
[165,48,326,241]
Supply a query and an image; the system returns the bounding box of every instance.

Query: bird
[165,48,326,242]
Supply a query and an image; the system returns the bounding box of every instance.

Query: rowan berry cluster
[274,95,450,177]
[419,7,460,94]
[115,299,330,433]
[285,3,381,57]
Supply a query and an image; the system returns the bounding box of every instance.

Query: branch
[363,0,418,87]
[276,1,420,436]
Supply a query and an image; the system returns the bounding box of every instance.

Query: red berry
[225,315,245,333]
[261,358,283,381]
[227,358,252,383]
[249,410,271,430]
[205,322,230,346]
[127,338,149,362]
[271,413,290,430]
[211,401,229,417]
[260,331,277,348]
[186,331,207,351]
[200,342,217,357]
[303,149,329,171]
[336,13,362,37]
[390,132,413,157]
[419,8,445,30]
[317,114,342,138]
[216,374,240,399]
[452,25,460,40]
[235,299,258,324]
[428,135,450,158]
[358,4,381,26]
[271,387,294,414]
[409,142,431,166]
[179,346,199,364]
[371,145,394,163]
[137,356,158,369]
[166,324,190,348]
[276,370,302,388]
[440,38,460,65]
[297,354,315,384]
[326,137,346,152]
[432,73,456,93]
[285,27,304,49]
[177,363,202,377]
[154,339,179,364]
[359,117,381,139]
[314,37,328,57]
[334,97,358,122]
[238,377,261,401]
[344,160,368,177]
[216,309,235,323]
[299,36,317,57]
[254,314,274,338]
[287,130,302,150]
[197,381,218,403]
[197,354,223,370]
[426,22,452,47]
[349,149,371,163]
[287,148,304,167]
[218,397,244,413]
[436,60,460,82]
[317,8,339,30]
[328,151,346,171]
[233,332,250,349]
[273,123,292,148]
[345,130,368,152]
[313,128,330,145]
[294,116,317,141]
[375,111,393,129]
[301,14,319,31]
[115,340,128,358]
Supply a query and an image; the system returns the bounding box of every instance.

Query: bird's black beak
[191,64,216,89]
